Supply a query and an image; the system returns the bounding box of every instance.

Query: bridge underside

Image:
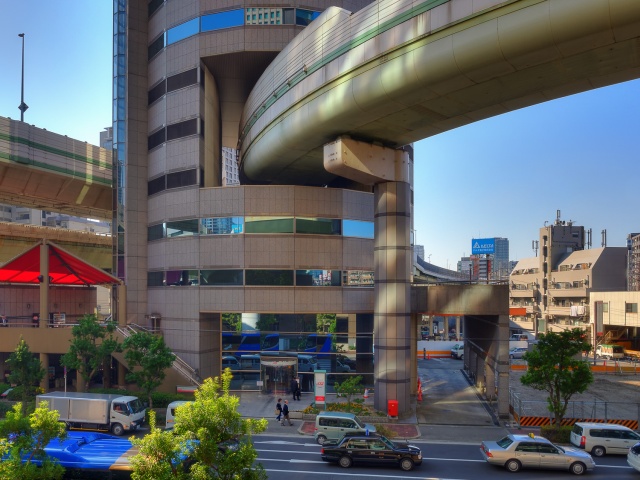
[0,163,112,220]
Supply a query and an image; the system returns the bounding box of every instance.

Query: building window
[148,223,165,241]
[167,17,199,45]
[200,217,243,235]
[148,175,166,196]
[147,271,164,287]
[166,168,198,189]
[148,33,165,60]
[245,270,294,286]
[201,9,244,32]
[166,118,198,141]
[166,219,199,238]
[296,270,341,286]
[200,270,243,286]
[626,303,638,313]
[296,218,341,235]
[245,216,293,234]
[166,270,199,286]
[343,220,374,239]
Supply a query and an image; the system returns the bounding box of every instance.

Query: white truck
[36,392,146,436]
[450,344,464,360]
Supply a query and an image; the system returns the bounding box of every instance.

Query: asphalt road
[254,433,635,479]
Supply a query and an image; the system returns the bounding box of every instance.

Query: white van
[570,422,640,456]
[298,354,318,372]
[314,412,376,445]
[165,400,191,430]
[222,355,241,370]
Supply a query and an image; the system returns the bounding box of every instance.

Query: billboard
[472,238,495,254]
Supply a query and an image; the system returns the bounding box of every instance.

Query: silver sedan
[480,434,596,475]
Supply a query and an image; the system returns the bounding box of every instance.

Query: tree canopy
[0,401,67,480]
[130,369,267,480]
[123,331,176,409]
[61,314,121,392]
[6,338,46,416]
[520,328,593,424]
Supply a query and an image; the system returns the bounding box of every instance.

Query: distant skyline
[1,2,638,270]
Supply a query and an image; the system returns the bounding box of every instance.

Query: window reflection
[200,217,243,235]
[167,17,199,45]
[296,270,341,286]
[296,9,320,26]
[296,218,341,235]
[342,270,374,286]
[245,270,294,286]
[343,220,374,239]
[245,216,293,234]
[166,269,199,286]
[166,219,199,237]
[200,270,243,286]
[201,9,244,31]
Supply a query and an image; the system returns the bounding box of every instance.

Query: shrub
[0,401,12,418]
[149,391,188,408]
[540,424,572,444]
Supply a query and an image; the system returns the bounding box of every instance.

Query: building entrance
[260,356,297,395]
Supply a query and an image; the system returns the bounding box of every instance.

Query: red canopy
[0,241,120,286]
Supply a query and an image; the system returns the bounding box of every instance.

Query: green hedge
[540,425,573,444]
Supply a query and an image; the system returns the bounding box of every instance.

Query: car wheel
[570,462,586,475]
[338,455,353,468]
[400,457,414,471]
[460,354,464,360]
[316,435,327,445]
[505,459,521,472]
[111,423,124,436]
[591,445,605,457]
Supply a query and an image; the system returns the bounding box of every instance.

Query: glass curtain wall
[113,0,126,280]
[221,313,373,394]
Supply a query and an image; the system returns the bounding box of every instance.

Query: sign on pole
[314,370,326,406]
[471,238,495,255]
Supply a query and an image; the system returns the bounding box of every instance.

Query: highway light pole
[18,33,28,122]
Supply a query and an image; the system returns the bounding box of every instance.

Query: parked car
[480,434,595,475]
[570,422,640,456]
[314,412,375,445]
[509,347,528,359]
[320,432,422,471]
[450,344,464,360]
[627,442,640,472]
[336,360,352,373]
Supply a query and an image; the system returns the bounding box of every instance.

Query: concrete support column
[428,317,433,339]
[40,353,49,393]
[497,313,510,419]
[39,242,49,329]
[373,181,412,415]
[455,316,461,340]
[484,364,495,400]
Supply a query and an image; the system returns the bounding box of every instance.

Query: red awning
[0,241,120,286]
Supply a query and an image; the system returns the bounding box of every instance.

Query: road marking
[256,441,320,447]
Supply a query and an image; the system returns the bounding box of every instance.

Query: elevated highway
[0,116,112,220]
[239,0,640,184]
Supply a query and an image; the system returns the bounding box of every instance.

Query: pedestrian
[295,377,301,401]
[0,314,7,327]
[281,399,293,426]
[290,377,298,401]
[275,398,283,422]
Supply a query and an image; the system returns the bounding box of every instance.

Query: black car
[320,433,422,471]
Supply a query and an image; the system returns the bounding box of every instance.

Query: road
[255,433,635,479]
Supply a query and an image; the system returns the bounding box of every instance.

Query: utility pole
[18,33,29,121]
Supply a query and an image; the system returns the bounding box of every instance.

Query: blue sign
[472,238,495,254]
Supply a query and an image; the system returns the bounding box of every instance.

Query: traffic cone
[417,379,423,402]
[363,388,369,399]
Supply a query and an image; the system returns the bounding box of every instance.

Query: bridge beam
[324,138,412,415]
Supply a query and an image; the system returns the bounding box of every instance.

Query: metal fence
[509,389,640,429]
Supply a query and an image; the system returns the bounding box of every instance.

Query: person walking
[0,314,7,327]
[290,377,298,401]
[281,399,293,426]
[275,398,283,422]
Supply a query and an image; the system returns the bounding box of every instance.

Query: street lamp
[18,33,28,121]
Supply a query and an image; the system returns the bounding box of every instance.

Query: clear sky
[1,2,638,270]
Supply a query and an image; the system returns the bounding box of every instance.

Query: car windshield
[127,398,145,414]
[353,415,365,428]
[496,436,514,448]
[556,445,566,453]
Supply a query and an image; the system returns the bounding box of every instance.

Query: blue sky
[1,2,638,269]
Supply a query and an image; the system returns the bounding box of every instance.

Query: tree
[0,401,67,480]
[130,369,268,480]
[6,338,46,416]
[334,375,364,411]
[61,314,121,392]
[520,328,593,425]
[123,331,176,409]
